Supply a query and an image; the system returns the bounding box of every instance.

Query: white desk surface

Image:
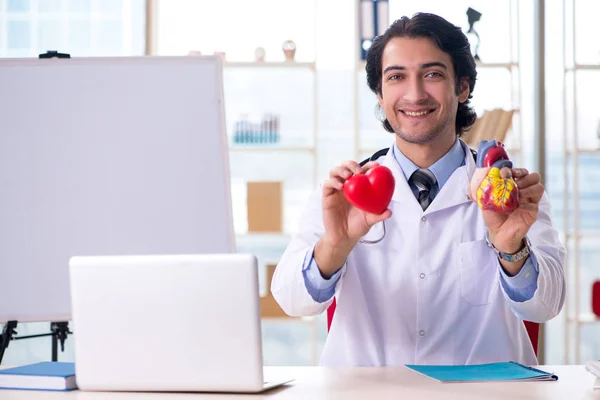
[1,365,598,399]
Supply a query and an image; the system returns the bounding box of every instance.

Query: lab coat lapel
[425,140,477,214]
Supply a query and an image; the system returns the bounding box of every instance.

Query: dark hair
[366,13,477,136]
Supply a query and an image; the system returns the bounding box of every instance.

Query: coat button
[419,273,426,279]
[419,330,426,337]
[421,216,427,222]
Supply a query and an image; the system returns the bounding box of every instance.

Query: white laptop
[68,253,293,393]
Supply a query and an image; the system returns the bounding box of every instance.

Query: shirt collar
[392,138,465,189]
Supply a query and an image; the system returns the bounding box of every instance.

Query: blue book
[405,362,558,383]
[0,362,76,391]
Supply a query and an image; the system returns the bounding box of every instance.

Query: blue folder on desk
[405,362,558,383]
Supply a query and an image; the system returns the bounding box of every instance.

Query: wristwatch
[484,231,531,262]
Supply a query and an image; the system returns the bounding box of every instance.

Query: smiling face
[378,36,470,146]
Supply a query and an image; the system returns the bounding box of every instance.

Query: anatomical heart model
[469,140,519,214]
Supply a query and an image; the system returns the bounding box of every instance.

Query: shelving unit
[562,0,600,365]
[352,3,523,165]
[473,59,523,166]
[222,61,319,235]
[562,0,600,364]
[222,60,322,365]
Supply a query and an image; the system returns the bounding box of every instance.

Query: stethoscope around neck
[356,144,477,245]
[356,148,390,245]
[359,220,387,244]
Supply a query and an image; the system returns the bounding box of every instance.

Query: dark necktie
[410,168,437,210]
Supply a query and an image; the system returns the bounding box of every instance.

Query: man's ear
[458,77,470,103]
[377,92,383,107]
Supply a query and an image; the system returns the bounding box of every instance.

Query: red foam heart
[343,165,395,215]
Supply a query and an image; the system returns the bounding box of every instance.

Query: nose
[402,77,428,103]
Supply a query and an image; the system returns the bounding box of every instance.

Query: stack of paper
[405,362,558,383]
[586,360,600,378]
[585,360,600,389]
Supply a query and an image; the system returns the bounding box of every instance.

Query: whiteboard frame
[0,55,235,323]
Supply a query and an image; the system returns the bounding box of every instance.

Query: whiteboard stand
[0,321,16,364]
[0,320,71,364]
[50,322,71,361]
[38,50,71,59]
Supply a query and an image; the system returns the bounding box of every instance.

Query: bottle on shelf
[274,114,280,145]
[261,113,270,145]
[233,114,250,145]
[232,112,281,146]
[233,119,241,144]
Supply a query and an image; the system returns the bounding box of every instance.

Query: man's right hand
[314,161,392,278]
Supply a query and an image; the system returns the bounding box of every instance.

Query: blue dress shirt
[302,139,539,303]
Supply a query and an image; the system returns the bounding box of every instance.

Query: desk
[1,365,598,399]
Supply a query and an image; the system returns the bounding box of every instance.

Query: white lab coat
[271,141,566,366]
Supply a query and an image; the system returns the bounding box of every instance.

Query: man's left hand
[482,168,544,275]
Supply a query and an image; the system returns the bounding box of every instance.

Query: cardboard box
[260,263,289,318]
[247,181,283,233]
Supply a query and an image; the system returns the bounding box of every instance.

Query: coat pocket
[459,240,497,306]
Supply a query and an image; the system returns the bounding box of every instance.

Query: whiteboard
[0,56,235,323]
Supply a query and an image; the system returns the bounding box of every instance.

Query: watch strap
[485,231,531,262]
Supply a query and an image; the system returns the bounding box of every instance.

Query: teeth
[404,110,430,116]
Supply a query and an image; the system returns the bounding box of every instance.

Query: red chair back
[326,299,539,356]
[523,320,539,356]
[592,281,600,317]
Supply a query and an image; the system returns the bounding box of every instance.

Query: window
[156,0,316,62]
[549,0,600,365]
[0,0,145,58]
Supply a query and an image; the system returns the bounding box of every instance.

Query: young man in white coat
[271,13,565,366]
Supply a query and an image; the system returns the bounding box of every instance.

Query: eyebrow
[383,62,448,74]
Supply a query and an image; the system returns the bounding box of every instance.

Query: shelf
[475,61,519,69]
[565,64,600,71]
[235,232,292,241]
[229,145,316,153]
[472,108,520,115]
[235,232,292,266]
[355,60,519,71]
[566,149,600,155]
[565,230,600,239]
[235,232,292,251]
[224,61,316,70]
[358,146,390,154]
[262,315,317,323]
[568,313,600,324]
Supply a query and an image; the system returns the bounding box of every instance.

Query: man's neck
[395,132,457,169]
